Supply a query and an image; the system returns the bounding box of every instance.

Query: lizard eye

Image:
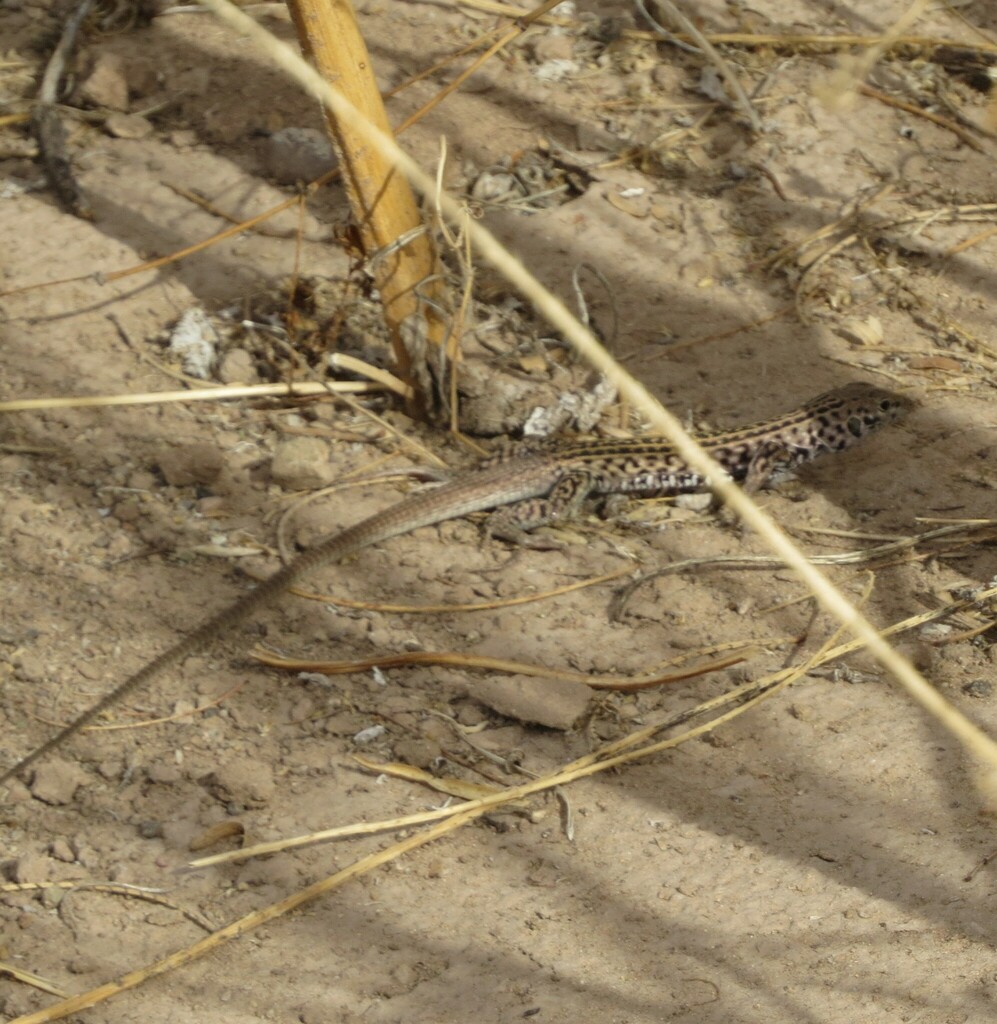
[879,398,893,413]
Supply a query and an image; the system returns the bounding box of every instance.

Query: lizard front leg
[484,469,598,548]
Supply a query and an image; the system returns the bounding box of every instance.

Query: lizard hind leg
[484,469,598,549]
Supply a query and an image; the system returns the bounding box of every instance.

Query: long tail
[1,457,553,785]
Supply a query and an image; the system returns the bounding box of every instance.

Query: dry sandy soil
[2,1,997,1022]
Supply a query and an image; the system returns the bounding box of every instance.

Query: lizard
[0,381,911,786]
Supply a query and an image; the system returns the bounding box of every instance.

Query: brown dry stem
[285,0,445,409]
[250,644,753,691]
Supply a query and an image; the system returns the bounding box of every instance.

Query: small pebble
[270,436,332,490]
[49,839,75,863]
[198,760,275,806]
[30,760,87,805]
[158,442,224,487]
[264,127,336,184]
[962,678,993,699]
[392,737,442,769]
[78,52,129,111]
[217,348,257,385]
[105,112,152,139]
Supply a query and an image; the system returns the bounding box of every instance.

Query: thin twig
[636,0,762,132]
[32,0,95,217]
[610,522,997,621]
[0,379,406,414]
[858,82,986,151]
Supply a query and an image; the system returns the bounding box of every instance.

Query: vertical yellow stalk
[286,0,447,410]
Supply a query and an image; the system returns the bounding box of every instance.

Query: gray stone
[105,112,152,139]
[217,348,257,385]
[79,52,129,111]
[199,760,275,807]
[264,127,336,185]
[158,442,224,487]
[30,760,87,805]
[270,436,332,490]
[469,676,592,730]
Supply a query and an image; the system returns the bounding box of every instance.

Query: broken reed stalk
[284,0,447,410]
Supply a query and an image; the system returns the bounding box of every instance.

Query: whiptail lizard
[0,382,910,786]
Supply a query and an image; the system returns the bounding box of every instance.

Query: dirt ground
[3,1,997,1022]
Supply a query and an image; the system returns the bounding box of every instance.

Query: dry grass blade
[251,644,753,691]
[610,521,997,620]
[0,881,214,931]
[767,197,997,283]
[761,182,895,271]
[393,0,566,135]
[0,166,342,300]
[638,0,762,132]
[857,82,987,151]
[0,963,68,1000]
[943,223,997,256]
[350,754,526,800]
[813,0,932,114]
[26,680,246,734]
[788,201,997,319]
[0,379,408,415]
[8,808,484,1024]
[655,303,796,353]
[163,181,309,238]
[186,803,488,869]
